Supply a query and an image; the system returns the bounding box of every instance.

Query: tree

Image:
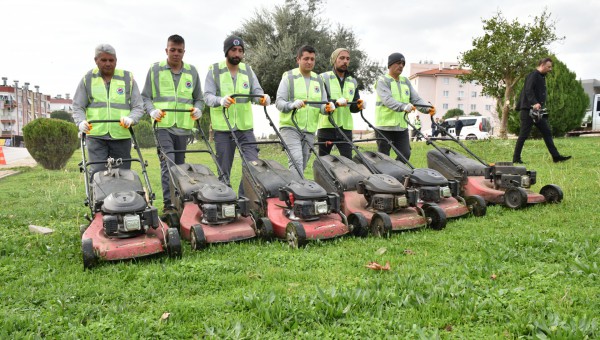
[50,110,74,123]
[444,108,464,119]
[232,0,382,99]
[459,10,563,138]
[507,56,588,137]
[469,111,481,116]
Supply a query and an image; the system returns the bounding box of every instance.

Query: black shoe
[513,159,525,164]
[553,155,571,163]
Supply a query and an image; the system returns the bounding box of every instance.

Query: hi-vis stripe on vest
[84,68,132,139]
[279,68,323,133]
[319,71,357,130]
[375,74,410,128]
[209,61,253,131]
[150,60,195,129]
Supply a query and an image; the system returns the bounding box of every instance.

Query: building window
[458,104,464,110]
[470,104,476,111]
[443,77,449,85]
[485,105,492,111]
[471,91,477,98]
[458,91,464,98]
[442,103,449,109]
[443,90,449,97]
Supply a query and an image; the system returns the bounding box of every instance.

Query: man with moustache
[317,48,365,159]
[73,43,144,181]
[204,35,270,194]
[276,45,334,177]
[142,34,205,212]
[374,52,434,161]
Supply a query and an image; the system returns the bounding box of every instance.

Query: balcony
[1,130,13,137]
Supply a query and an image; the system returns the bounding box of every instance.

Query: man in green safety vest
[374,52,435,161]
[318,48,366,159]
[412,115,422,141]
[142,34,205,211]
[73,43,144,180]
[275,45,334,176]
[204,36,270,195]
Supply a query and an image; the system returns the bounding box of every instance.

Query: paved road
[0,146,37,178]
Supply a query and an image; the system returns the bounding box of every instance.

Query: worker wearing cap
[73,43,144,181]
[204,35,270,194]
[275,45,334,177]
[317,48,365,159]
[142,34,204,212]
[374,52,435,161]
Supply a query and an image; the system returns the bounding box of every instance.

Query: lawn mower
[224,94,351,248]
[303,102,448,236]
[79,120,181,270]
[153,110,257,250]
[351,107,487,220]
[419,106,563,209]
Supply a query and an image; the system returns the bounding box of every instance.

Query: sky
[2,0,598,135]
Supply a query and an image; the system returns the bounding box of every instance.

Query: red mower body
[178,202,256,243]
[82,212,168,261]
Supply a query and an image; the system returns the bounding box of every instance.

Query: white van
[444,116,492,140]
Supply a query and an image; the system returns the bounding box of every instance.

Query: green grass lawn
[0,136,598,338]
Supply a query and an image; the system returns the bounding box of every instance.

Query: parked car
[444,116,492,140]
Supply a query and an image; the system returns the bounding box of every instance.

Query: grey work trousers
[279,127,314,178]
[376,129,411,162]
[214,130,259,195]
[156,129,189,206]
[87,137,132,181]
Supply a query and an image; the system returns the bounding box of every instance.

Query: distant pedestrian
[512,57,571,164]
[455,119,464,139]
[412,115,422,141]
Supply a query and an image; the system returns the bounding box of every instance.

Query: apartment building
[408,61,498,135]
[0,77,57,145]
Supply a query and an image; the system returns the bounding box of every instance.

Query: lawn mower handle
[160,108,194,112]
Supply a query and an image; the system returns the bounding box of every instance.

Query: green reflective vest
[415,119,421,129]
[319,71,356,130]
[209,61,253,131]
[279,69,322,133]
[84,68,132,139]
[375,74,410,128]
[150,61,195,129]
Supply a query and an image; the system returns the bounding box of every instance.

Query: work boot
[513,159,525,164]
[553,155,572,163]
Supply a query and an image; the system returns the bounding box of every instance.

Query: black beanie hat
[223,36,244,56]
[388,53,406,67]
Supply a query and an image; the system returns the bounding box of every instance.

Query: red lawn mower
[327,105,487,228]
[153,111,257,250]
[224,94,351,248]
[79,120,181,270]
[419,107,563,209]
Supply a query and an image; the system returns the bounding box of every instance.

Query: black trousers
[376,129,411,162]
[513,109,559,161]
[317,128,353,159]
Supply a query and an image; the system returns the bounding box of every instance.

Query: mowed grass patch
[0,136,598,338]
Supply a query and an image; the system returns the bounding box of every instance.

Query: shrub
[132,120,156,148]
[444,108,465,119]
[23,118,78,170]
[50,110,74,123]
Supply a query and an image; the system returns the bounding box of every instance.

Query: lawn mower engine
[195,183,250,225]
[485,162,536,190]
[101,191,159,238]
[279,180,340,221]
[408,168,459,203]
[356,174,418,214]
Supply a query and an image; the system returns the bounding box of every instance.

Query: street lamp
[13,80,18,146]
